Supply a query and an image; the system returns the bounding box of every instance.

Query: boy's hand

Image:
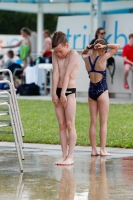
[60,94,67,108]
[52,94,59,107]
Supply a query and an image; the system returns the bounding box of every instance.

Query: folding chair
[0,69,24,172]
[13,67,25,87]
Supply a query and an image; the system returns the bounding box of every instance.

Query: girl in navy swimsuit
[82,39,120,156]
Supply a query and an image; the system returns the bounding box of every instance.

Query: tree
[0,11,59,34]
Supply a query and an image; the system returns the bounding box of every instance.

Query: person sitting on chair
[41,29,52,63]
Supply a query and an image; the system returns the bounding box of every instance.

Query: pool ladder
[0,69,24,172]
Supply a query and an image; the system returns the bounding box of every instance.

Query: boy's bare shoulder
[70,49,79,58]
[71,49,78,55]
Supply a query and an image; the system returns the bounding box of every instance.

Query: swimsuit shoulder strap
[88,56,99,72]
[93,56,99,66]
[88,56,93,69]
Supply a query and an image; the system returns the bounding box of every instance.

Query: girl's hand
[94,43,106,49]
[86,45,92,49]
[94,43,102,49]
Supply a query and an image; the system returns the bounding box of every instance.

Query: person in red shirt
[122,34,133,89]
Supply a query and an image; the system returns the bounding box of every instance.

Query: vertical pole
[37,4,44,56]
[90,0,102,40]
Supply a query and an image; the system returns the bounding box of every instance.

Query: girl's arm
[81,45,94,59]
[1,40,22,49]
[96,43,120,59]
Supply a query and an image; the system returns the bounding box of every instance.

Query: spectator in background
[0,50,14,69]
[0,27,31,70]
[41,29,52,63]
[90,27,106,45]
[122,33,133,89]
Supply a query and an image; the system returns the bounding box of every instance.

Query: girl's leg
[97,90,110,156]
[88,98,99,156]
[23,60,27,70]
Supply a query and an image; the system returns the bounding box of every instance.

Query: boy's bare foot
[55,156,67,165]
[100,150,111,156]
[61,157,74,165]
[91,150,100,156]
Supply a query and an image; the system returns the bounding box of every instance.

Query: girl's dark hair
[7,50,14,58]
[94,38,107,45]
[21,27,31,36]
[95,27,105,39]
[52,31,68,48]
[87,39,107,49]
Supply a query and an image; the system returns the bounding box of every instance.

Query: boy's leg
[88,98,99,156]
[124,64,131,88]
[54,101,68,165]
[97,90,110,156]
[61,94,76,165]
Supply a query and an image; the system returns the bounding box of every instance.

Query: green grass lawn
[0,100,133,148]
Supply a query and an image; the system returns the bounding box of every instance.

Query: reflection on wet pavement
[0,148,133,200]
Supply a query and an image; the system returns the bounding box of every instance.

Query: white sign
[57,14,133,97]
[57,14,133,50]
[0,35,22,55]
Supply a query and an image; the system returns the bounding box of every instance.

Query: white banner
[57,14,133,50]
[0,35,22,55]
[57,14,133,97]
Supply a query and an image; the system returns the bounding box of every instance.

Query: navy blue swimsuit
[88,56,108,101]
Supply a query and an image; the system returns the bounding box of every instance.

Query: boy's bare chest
[58,58,69,72]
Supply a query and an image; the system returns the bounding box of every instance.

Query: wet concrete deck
[0,142,133,200]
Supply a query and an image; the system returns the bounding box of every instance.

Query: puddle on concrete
[0,150,133,200]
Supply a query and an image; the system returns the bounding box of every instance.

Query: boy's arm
[123,56,133,65]
[61,51,79,97]
[52,52,59,106]
[122,46,133,65]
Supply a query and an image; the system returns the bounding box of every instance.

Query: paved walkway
[0,142,133,158]
[17,95,133,104]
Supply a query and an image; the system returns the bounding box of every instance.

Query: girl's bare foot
[61,157,74,165]
[55,156,67,165]
[91,149,100,156]
[100,150,111,156]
